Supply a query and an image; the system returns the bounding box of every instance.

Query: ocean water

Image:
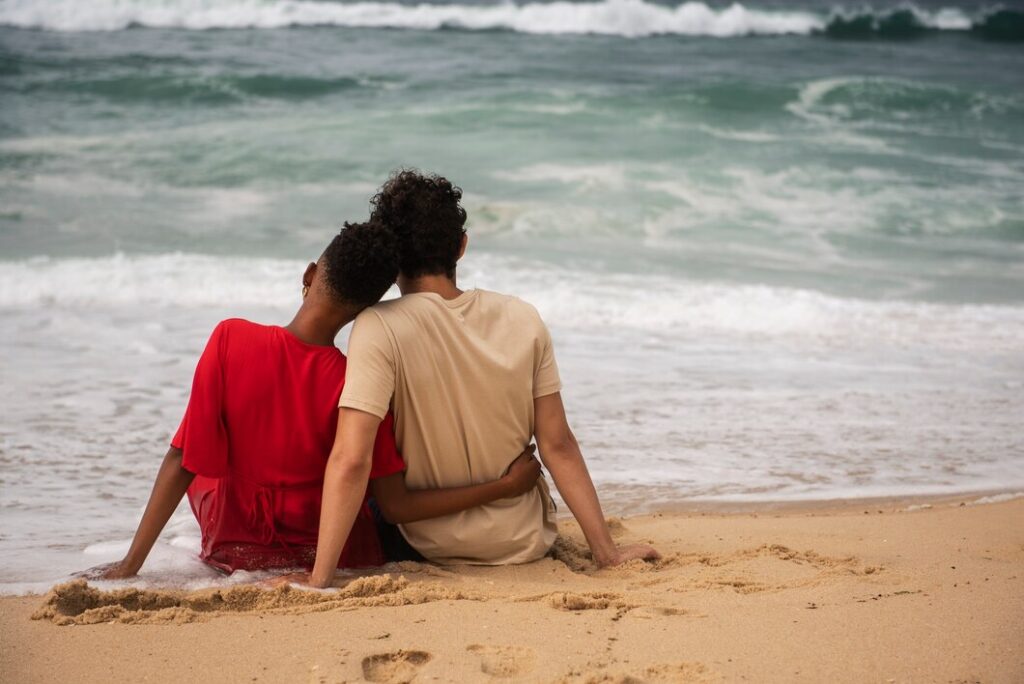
[1,0,1023,592]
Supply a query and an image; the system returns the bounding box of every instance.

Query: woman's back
[174,318,401,571]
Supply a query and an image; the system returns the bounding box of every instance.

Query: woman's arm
[371,446,541,524]
[82,446,195,579]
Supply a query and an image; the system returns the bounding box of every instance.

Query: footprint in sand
[562,661,717,683]
[361,650,431,683]
[466,644,536,678]
[626,606,688,619]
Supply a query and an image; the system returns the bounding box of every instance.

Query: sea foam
[2,252,1023,352]
[0,0,991,38]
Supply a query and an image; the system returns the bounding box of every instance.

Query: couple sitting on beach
[89,170,659,588]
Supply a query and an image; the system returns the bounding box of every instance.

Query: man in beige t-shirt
[340,289,560,564]
[306,171,658,584]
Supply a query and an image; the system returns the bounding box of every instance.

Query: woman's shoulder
[206,319,289,353]
[212,317,271,338]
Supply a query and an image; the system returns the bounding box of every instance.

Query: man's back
[340,289,560,564]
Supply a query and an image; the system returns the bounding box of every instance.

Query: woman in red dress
[86,221,539,578]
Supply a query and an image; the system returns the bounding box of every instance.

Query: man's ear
[457,233,468,261]
[303,261,317,288]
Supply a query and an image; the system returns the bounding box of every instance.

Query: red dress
[170,319,404,573]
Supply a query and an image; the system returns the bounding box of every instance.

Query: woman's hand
[263,571,339,590]
[74,559,138,581]
[501,445,542,497]
[264,571,312,588]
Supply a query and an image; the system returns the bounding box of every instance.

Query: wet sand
[2,497,1022,682]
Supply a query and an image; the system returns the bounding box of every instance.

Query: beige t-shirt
[339,289,561,565]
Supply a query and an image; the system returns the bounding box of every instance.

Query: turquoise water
[0,1,1023,590]
[2,4,1023,300]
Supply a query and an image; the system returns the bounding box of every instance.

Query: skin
[372,444,540,524]
[82,258,540,581]
[305,236,659,588]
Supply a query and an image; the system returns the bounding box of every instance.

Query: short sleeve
[533,318,562,399]
[339,309,396,419]
[171,322,230,477]
[370,412,406,479]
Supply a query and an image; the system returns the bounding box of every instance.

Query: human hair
[321,220,399,308]
[370,169,468,279]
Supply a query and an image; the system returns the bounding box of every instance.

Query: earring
[302,285,310,299]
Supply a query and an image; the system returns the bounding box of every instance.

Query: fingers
[518,443,537,458]
[263,571,310,588]
[74,562,119,580]
[100,567,132,580]
[519,456,542,479]
[605,545,661,566]
[626,545,660,562]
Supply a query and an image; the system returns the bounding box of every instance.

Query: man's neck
[399,272,463,300]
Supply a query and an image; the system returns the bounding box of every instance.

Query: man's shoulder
[356,297,410,330]
[351,305,391,337]
[361,290,546,330]
[476,289,546,325]
[472,288,535,310]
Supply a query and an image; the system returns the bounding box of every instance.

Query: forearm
[376,478,512,524]
[120,447,195,573]
[309,455,373,587]
[541,439,617,566]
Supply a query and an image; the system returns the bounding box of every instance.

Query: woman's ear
[457,233,468,261]
[303,261,317,288]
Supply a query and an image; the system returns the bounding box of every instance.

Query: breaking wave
[0,0,1019,41]
[3,252,1023,351]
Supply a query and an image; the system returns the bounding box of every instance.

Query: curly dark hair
[370,169,467,279]
[321,220,399,308]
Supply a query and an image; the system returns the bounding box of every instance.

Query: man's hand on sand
[74,560,137,580]
[600,544,661,567]
[501,445,542,497]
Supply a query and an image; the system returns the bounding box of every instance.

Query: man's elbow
[538,432,580,463]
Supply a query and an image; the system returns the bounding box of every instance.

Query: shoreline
[0,487,1020,598]
[3,497,1021,682]
[588,486,1024,517]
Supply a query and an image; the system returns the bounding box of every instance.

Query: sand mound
[549,592,622,611]
[605,517,628,538]
[33,575,478,626]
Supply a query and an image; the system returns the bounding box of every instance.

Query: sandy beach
[2,496,1021,683]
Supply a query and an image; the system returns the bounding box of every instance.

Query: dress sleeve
[339,309,396,419]
[171,322,230,477]
[533,318,563,399]
[369,412,406,479]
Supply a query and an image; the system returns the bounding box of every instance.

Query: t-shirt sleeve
[369,412,406,479]
[534,317,562,399]
[339,309,396,419]
[171,322,230,477]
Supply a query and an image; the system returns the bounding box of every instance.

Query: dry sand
[2,497,1022,683]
